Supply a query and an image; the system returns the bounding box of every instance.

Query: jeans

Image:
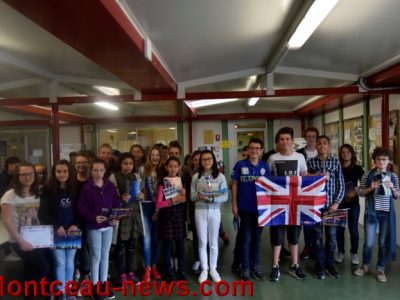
[115,235,135,274]
[53,248,77,291]
[164,238,185,274]
[313,222,337,270]
[87,227,113,284]
[141,202,160,267]
[195,207,221,271]
[337,204,360,254]
[238,210,263,272]
[362,210,390,271]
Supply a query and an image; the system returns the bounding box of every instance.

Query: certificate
[20,225,54,248]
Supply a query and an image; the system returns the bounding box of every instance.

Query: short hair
[242,146,248,152]
[275,127,294,143]
[372,147,393,161]
[303,127,319,138]
[248,138,264,149]
[168,140,182,154]
[99,143,112,151]
[118,152,135,166]
[4,156,21,170]
[317,135,330,144]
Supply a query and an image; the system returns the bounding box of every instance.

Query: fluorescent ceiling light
[128,131,137,135]
[247,97,260,106]
[93,86,120,96]
[107,129,118,133]
[169,127,176,130]
[288,0,339,49]
[95,101,119,111]
[184,98,239,109]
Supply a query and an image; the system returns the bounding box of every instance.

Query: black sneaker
[101,282,115,300]
[326,266,340,279]
[241,270,251,281]
[289,264,306,280]
[176,271,188,281]
[231,265,242,278]
[313,269,325,280]
[270,265,280,282]
[250,267,266,280]
[92,284,103,300]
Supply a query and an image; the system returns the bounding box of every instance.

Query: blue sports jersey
[231,159,270,212]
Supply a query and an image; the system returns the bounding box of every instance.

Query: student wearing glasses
[354,147,399,282]
[231,137,270,281]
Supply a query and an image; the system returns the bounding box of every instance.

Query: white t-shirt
[267,152,307,176]
[0,189,40,242]
[306,149,318,159]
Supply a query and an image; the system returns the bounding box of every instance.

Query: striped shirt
[360,170,399,212]
[307,155,345,207]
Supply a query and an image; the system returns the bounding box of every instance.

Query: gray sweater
[190,172,228,209]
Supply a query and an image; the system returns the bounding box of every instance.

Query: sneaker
[313,269,325,280]
[92,284,103,300]
[289,264,306,280]
[354,265,369,276]
[241,270,251,281]
[192,261,201,274]
[326,266,340,279]
[270,265,280,282]
[231,264,242,278]
[334,252,344,263]
[151,265,162,280]
[210,270,221,283]
[142,267,151,282]
[176,271,188,281]
[300,247,311,260]
[127,272,140,286]
[3,253,21,262]
[118,273,127,287]
[250,267,266,280]
[73,269,80,282]
[101,282,115,300]
[198,270,208,283]
[351,254,359,265]
[377,270,387,283]
[280,248,291,259]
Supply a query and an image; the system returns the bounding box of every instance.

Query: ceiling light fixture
[95,101,119,111]
[106,129,118,133]
[93,86,120,96]
[288,0,339,49]
[184,98,239,109]
[247,97,260,106]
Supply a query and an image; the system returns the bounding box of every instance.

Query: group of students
[231,126,398,284]
[0,141,229,300]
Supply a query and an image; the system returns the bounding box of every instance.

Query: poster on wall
[203,130,214,144]
[324,122,339,158]
[343,117,363,165]
[389,110,399,168]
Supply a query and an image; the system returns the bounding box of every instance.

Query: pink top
[155,185,172,209]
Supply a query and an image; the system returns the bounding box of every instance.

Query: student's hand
[152,211,159,222]
[371,180,381,191]
[96,215,107,224]
[57,226,66,238]
[384,180,394,189]
[136,192,145,200]
[19,239,33,251]
[67,225,78,234]
[121,193,131,202]
[109,219,119,226]
[180,187,186,197]
[232,203,238,217]
[328,202,339,213]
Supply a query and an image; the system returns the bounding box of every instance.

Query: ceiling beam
[55,75,133,90]
[366,62,400,87]
[275,66,358,81]
[0,78,48,92]
[91,115,181,124]
[191,112,295,121]
[0,120,49,126]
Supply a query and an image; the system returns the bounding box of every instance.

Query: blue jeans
[53,248,77,291]
[87,227,113,284]
[238,210,263,272]
[337,204,360,254]
[313,222,337,270]
[362,211,390,271]
[141,202,160,267]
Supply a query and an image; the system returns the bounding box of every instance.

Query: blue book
[54,230,82,249]
[128,180,141,203]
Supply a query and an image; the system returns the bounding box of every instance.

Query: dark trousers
[75,227,90,275]
[164,238,185,274]
[188,209,199,261]
[115,236,136,274]
[313,223,337,270]
[337,204,360,254]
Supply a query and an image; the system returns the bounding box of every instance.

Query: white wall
[324,110,339,124]
[273,119,302,138]
[343,102,363,119]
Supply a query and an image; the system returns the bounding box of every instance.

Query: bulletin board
[343,117,363,165]
[324,122,339,158]
[368,113,382,168]
[389,110,400,169]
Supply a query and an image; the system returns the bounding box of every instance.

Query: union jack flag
[256,176,327,226]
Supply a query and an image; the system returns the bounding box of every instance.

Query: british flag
[255,176,327,226]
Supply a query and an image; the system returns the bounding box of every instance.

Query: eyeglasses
[375,158,389,162]
[18,172,34,178]
[201,157,213,162]
[248,147,262,150]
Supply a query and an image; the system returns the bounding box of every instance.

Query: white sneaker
[351,254,359,265]
[4,253,21,262]
[192,261,200,271]
[198,271,208,283]
[209,270,221,283]
[334,252,344,263]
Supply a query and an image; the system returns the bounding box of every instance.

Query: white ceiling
[0,0,399,121]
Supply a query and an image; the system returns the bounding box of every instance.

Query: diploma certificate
[20,225,54,248]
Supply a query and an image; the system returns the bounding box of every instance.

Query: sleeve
[298,155,308,173]
[231,161,240,181]
[0,189,14,205]
[190,173,199,202]
[358,172,369,197]
[213,174,228,203]
[155,184,172,209]
[77,186,97,224]
[267,156,276,175]
[334,162,345,204]
[110,184,121,209]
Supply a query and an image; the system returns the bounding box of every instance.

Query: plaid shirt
[307,155,345,207]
